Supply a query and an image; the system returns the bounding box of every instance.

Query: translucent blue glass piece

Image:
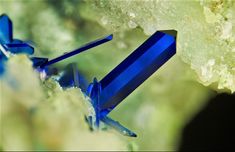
[0,14,13,44]
[5,43,34,55]
[42,34,113,67]
[30,57,48,68]
[58,63,89,92]
[99,30,177,116]
[101,116,137,137]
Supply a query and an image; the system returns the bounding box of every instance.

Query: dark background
[179,93,235,151]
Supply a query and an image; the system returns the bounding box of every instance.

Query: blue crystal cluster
[0,14,177,137]
[0,14,34,74]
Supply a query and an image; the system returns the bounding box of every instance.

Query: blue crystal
[30,57,48,68]
[12,39,23,44]
[58,63,88,92]
[87,78,102,127]
[42,34,113,67]
[0,14,13,44]
[101,116,137,137]
[99,30,177,116]
[1,14,178,137]
[0,14,34,56]
[86,30,177,137]
[30,34,112,69]
[5,43,34,55]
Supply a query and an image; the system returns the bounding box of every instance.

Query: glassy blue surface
[99,30,177,116]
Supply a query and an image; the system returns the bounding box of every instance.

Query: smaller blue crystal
[101,116,137,137]
[86,79,137,137]
[0,14,12,44]
[0,14,34,65]
[5,43,34,55]
[30,57,48,68]
[87,78,102,127]
[42,34,113,68]
[58,63,88,92]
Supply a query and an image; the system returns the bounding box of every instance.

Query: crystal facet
[6,43,34,55]
[101,116,137,137]
[0,14,34,57]
[86,30,177,136]
[58,63,88,92]
[30,57,48,68]
[87,78,102,127]
[99,30,177,116]
[0,14,12,44]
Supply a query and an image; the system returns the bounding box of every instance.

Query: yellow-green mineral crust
[80,0,235,93]
[0,56,128,151]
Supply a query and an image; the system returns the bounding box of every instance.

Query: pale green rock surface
[0,56,128,151]
[81,0,235,93]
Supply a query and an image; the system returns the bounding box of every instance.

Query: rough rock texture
[80,0,235,93]
[0,55,128,151]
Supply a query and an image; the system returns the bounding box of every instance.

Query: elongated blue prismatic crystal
[41,34,113,68]
[86,30,177,137]
[0,14,112,76]
[30,34,112,70]
[99,30,177,116]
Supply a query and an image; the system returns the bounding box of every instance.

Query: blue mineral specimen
[1,14,177,137]
[87,30,177,137]
[58,63,88,92]
[0,14,34,75]
[0,14,112,77]
[0,14,34,55]
[99,30,177,116]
